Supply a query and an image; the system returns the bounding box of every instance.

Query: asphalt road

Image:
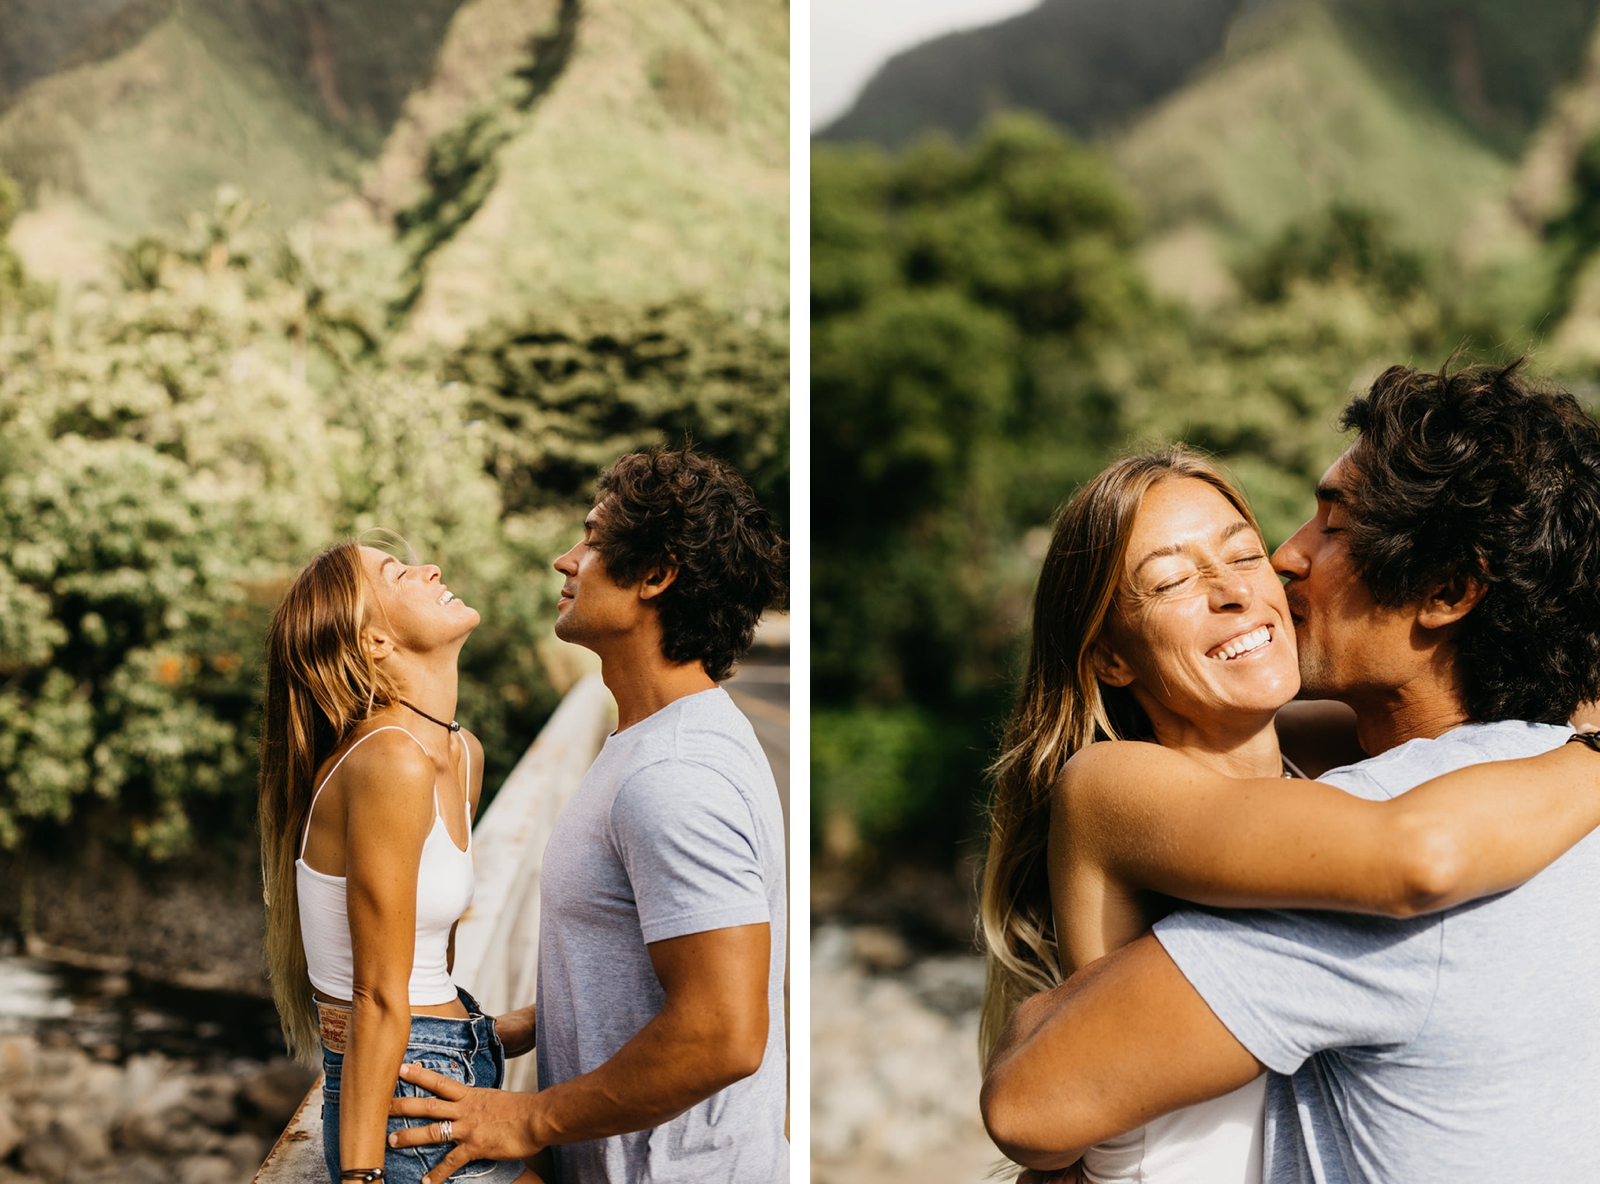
[725,659,790,839]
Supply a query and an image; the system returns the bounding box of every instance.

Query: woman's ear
[363,626,394,664]
[1090,637,1136,688]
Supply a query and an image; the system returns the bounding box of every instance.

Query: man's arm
[388,922,770,1182]
[981,933,1262,1172]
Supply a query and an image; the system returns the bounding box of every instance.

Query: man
[390,446,789,1182]
[981,361,1600,1181]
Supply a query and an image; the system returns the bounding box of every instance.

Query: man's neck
[1348,682,1472,756]
[596,634,717,732]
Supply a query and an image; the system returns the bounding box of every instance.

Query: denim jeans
[318,987,527,1184]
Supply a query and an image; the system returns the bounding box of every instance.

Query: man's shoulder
[1321,719,1571,801]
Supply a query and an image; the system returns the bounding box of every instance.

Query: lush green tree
[811,120,1482,867]
[812,116,1146,857]
[0,194,565,858]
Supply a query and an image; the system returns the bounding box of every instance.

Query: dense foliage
[811,117,1522,863]
[0,182,788,863]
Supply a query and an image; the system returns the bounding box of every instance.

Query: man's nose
[1271,521,1314,580]
[553,544,579,574]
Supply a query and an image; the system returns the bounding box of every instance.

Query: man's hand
[494,1004,536,1059]
[388,1063,543,1184]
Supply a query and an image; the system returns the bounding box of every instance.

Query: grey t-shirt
[535,687,788,1183]
[1155,720,1600,1183]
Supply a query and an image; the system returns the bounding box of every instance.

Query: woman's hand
[494,1004,536,1059]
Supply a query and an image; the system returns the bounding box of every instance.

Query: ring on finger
[439,1120,454,1144]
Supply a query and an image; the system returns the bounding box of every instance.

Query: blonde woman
[258,540,537,1184]
[979,447,1600,1183]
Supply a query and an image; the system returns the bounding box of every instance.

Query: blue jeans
[319,987,527,1184]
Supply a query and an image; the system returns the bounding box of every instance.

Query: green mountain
[819,0,1600,294]
[815,0,1242,148]
[0,0,788,349]
[1116,2,1515,252]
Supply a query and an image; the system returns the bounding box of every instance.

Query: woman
[979,448,1600,1184]
[258,539,538,1184]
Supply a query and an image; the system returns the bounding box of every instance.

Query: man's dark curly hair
[590,446,788,682]
[1339,359,1600,724]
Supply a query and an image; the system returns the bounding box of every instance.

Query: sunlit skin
[1271,451,1485,756]
[382,510,769,1182]
[298,548,538,1184]
[984,462,1600,1175]
[549,502,716,731]
[1093,478,1300,778]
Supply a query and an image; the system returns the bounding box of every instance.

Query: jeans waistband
[315,986,493,1055]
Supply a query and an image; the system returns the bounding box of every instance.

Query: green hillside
[1114,2,1514,253]
[815,0,1241,148]
[390,0,789,349]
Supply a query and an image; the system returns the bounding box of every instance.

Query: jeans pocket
[387,1050,507,1182]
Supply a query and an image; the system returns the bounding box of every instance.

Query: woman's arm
[341,736,437,1175]
[1054,738,1600,919]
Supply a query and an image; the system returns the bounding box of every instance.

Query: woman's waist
[315,987,493,1055]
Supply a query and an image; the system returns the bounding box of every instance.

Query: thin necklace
[399,699,461,733]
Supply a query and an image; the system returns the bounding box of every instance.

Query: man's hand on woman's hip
[388,1063,544,1184]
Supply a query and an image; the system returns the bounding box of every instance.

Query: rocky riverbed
[0,954,314,1184]
[810,924,1006,1184]
[0,1033,314,1184]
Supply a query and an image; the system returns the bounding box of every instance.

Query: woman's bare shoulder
[1057,739,1198,805]
[333,725,435,798]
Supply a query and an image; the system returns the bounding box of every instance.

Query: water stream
[0,952,286,1066]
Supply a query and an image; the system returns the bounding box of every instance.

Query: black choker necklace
[400,700,461,733]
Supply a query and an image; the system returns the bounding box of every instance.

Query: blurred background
[0,0,786,1181]
[810,0,1600,1180]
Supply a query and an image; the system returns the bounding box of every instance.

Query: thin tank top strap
[299,725,429,860]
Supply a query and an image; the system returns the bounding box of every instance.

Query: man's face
[551,503,646,652]
[1270,451,1416,701]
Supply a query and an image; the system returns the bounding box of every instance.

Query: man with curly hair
[390,446,789,1183]
[982,361,1600,1183]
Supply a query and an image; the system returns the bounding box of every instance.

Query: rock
[177,1155,236,1184]
[811,925,999,1183]
[222,1131,269,1175]
[48,1106,111,1165]
[240,1059,316,1127]
[850,925,911,971]
[0,1039,37,1092]
[19,1135,69,1182]
[0,1098,21,1160]
[183,1075,240,1128]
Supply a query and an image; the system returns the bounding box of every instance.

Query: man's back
[1156,721,1600,1183]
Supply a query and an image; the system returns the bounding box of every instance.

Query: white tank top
[1081,1075,1265,1184]
[295,726,475,1006]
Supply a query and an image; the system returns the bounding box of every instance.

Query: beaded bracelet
[340,1170,386,1182]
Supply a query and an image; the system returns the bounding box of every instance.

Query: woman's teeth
[440,590,455,605]
[1210,626,1270,661]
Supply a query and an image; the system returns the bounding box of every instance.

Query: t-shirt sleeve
[1153,907,1444,1075]
[608,758,772,945]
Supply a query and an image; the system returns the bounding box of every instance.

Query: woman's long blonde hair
[258,541,401,1064]
[977,447,1261,1061]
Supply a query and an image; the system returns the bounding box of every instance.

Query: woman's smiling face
[1095,477,1300,726]
[358,545,480,654]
